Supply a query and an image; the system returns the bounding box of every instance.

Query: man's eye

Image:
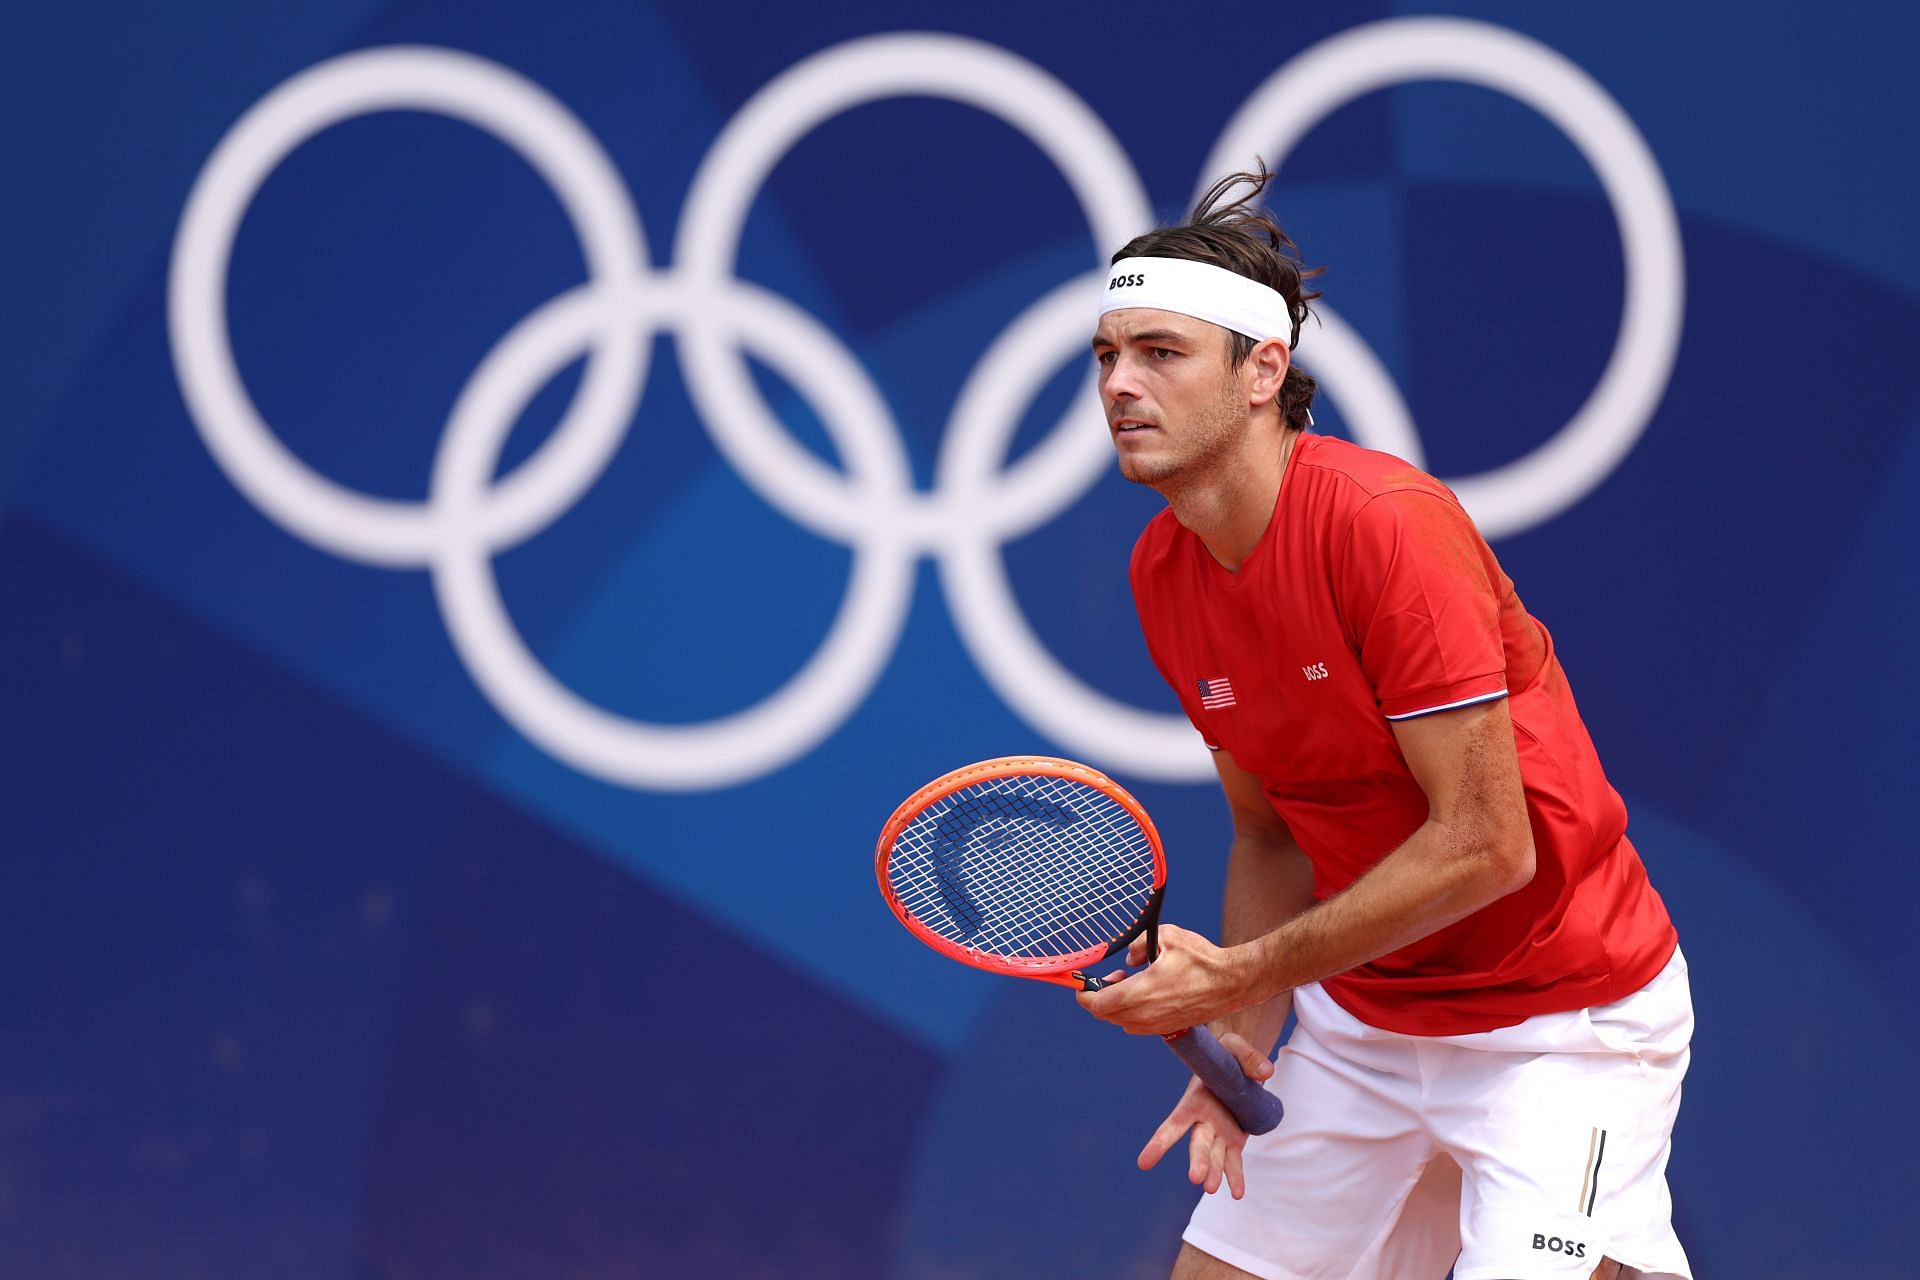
[1095,351,1116,366]
[1151,347,1175,359]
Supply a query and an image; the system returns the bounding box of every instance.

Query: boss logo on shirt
[1530,1234,1588,1259]
[1107,273,1146,289]
[1301,662,1329,681]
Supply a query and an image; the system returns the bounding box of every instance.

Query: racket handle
[1163,1026,1284,1135]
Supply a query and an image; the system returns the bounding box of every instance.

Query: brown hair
[1112,162,1323,430]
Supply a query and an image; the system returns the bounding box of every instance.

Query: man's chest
[1161,575,1399,785]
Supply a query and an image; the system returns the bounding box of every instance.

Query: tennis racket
[876,755,1283,1135]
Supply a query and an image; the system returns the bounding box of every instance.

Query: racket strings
[895,811,1139,958]
[887,773,1156,961]
[893,778,1128,933]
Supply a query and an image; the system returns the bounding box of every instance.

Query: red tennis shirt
[1130,433,1676,1035]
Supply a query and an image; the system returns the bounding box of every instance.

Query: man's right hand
[1137,1030,1274,1200]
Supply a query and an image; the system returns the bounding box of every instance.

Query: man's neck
[1161,425,1298,573]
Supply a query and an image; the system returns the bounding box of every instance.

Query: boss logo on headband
[1108,273,1145,289]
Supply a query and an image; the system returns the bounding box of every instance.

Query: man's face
[1091,308,1247,488]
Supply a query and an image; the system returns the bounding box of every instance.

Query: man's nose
[1103,353,1146,406]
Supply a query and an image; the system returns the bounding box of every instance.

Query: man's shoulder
[1294,434,1455,509]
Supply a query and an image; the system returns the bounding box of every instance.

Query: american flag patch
[1197,677,1237,709]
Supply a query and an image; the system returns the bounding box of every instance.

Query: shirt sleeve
[1336,489,1509,721]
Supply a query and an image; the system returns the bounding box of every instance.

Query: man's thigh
[1440,958,1694,1280]
[1443,1048,1687,1280]
[1170,1241,1261,1279]
[1181,1017,1459,1280]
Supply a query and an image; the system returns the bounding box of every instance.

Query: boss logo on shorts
[1531,1233,1588,1259]
[1108,273,1146,289]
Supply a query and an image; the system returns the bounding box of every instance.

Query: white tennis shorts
[1185,947,1693,1280]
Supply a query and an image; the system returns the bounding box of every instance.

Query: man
[1077,167,1692,1280]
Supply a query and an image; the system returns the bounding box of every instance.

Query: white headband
[1100,256,1297,347]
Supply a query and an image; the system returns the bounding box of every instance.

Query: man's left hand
[1075,923,1247,1035]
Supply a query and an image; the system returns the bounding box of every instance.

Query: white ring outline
[428,277,915,790]
[166,21,1685,789]
[664,34,1213,778]
[673,32,1153,549]
[1204,17,1684,538]
[168,46,650,567]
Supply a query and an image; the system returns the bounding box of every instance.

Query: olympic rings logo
[168,19,1683,790]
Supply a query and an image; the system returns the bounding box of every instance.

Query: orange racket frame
[875,754,1283,1135]
[875,755,1166,989]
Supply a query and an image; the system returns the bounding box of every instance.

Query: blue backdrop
[5,2,1916,1276]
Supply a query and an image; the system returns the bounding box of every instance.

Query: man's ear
[1246,337,1290,408]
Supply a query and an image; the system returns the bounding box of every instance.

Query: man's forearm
[1212,833,1317,1055]
[1229,817,1533,1009]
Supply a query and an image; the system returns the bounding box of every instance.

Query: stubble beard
[1116,373,1250,495]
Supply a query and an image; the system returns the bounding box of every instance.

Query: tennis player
[1077,167,1691,1280]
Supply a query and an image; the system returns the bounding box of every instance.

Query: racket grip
[1163,1026,1283,1135]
